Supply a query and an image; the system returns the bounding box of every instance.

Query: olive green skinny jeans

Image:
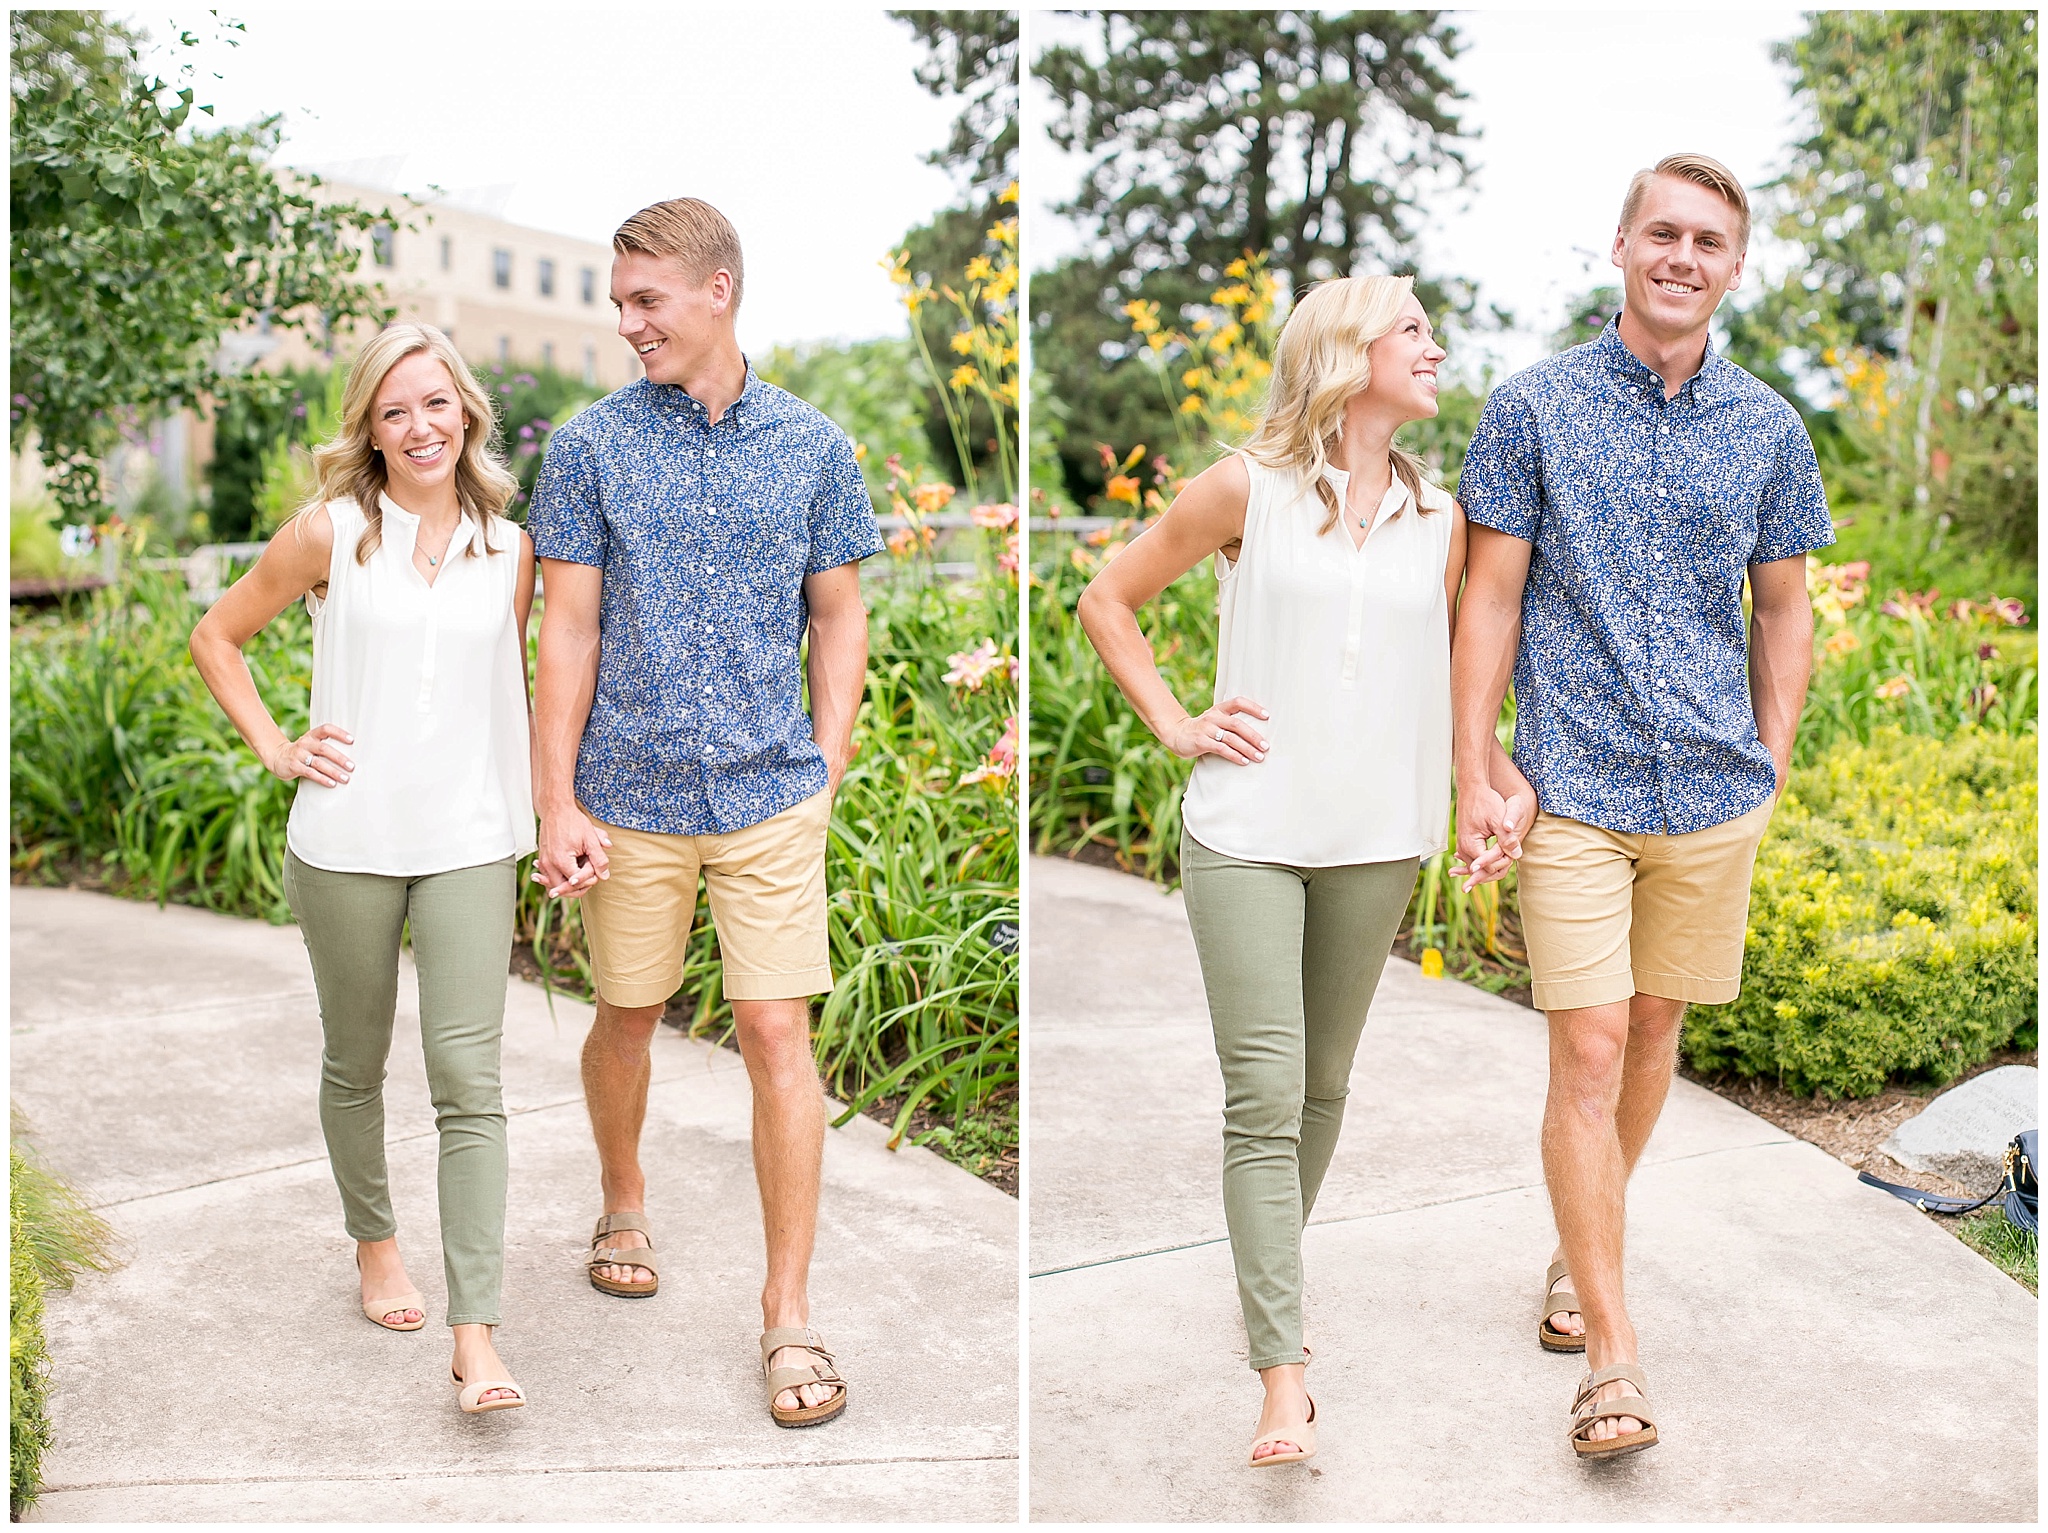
[284,852,515,1327]
[1179,830,1419,1371]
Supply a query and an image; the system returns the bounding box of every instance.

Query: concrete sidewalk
[1027,855,2036,1522]
[10,886,1017,1522]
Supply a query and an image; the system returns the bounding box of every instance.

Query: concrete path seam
[40,1451,1024,1494]
[11,988,320,1032]
[82,1070,761,1212]
[1030,1133,1803,1277]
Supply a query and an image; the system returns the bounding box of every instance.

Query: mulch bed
[1679,1046,2038,1206]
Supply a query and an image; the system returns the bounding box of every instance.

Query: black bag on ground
[1857,1129,2037,1235]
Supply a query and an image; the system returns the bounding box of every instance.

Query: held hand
[1452,779,1514,890]
[535,807,612,899]
[1167,696,1270,766]
[1461,786,1534,889]
[266,724,354,789]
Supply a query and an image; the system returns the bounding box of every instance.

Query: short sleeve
[527,424,606,567]
[1456,387,1543,542]
[1750,414,1834,563]
[805,428,885,573]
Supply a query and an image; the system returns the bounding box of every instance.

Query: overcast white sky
[1026,7,1812,379]
[129,6,962,352]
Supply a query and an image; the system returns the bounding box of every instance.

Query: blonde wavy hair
[1239,274,1440,537]
[302,322,519,563]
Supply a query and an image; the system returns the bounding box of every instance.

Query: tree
[1738,11,2037,560]
[891,11,1020,490]
[1033,10,1472,498]
[11,14,393,517]
[892,10,1018,208]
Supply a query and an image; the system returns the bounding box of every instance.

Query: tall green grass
[10,543,1019,1157]
[10,1127,117,1518]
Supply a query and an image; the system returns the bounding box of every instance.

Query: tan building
[19,173,648,517]
[258,174,643,391]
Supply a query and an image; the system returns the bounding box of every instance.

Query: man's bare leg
[583,996,663,1286]
[731,994,836,1411]
[1542,993,1685,1441]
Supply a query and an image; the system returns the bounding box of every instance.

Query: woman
[1078,276,1530,1465]
[191,323,536,1413]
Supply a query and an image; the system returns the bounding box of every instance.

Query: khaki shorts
[579,788,834,1008]
[1516,799,1775,1013]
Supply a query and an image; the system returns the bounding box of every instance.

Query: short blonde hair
[1239,274,1440,537]
[613,197,745,312]
[1620,152,1752,249]
[303,322,518,564]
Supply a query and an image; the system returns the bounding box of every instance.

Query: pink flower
[969,501,1019,530]
[944,639,1003,691]
[959,715,1019,788]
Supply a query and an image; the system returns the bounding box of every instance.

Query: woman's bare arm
[189,507,355,787]
[1075,454,1269,765]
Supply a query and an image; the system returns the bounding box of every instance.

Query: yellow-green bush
[1683,727,2038,1098]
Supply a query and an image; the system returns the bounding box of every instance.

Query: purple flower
[518,423,534,440]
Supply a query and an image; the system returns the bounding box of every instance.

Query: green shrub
[9,1135,116,1518]
[1683,728,2038,1098]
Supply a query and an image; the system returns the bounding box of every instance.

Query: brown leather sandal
[1570,1364,1658,1459]
[587,1212,659,1298]
[761,1326,849,1428]
[1539,1259,1586,1352]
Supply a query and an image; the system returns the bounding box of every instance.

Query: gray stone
[1882,1065,2039,1188]
[1027,854,2037,1523]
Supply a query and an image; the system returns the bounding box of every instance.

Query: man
[1452,154,1832,1458]
[529,197,881,1428]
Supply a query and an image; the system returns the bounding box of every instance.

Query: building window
[580,266,597,305]
[541,341,555,370]
[537,258,555,298]
[370,223,395,268]
[492,249,512,289]
[497,335,510,364]
[439,236,452,272]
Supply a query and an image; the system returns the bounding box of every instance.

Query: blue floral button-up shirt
[1458,320,1834,835]
[528,370,882,835]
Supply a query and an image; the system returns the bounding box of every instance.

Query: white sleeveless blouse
[286,495,536,876]
[1180,456,1455,867]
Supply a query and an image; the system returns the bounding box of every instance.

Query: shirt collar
[653,359,762,424]
[376,492,474,557]
[1320,461,1414,537]
[1596,315,1728,402]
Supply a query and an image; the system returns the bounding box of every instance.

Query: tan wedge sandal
[1248,1397,1316,1467]
[355,1252,425,1331]
[451,1368,527,1414]
[1539,1259,1585,1352]
[761,1326,849,1428]
[1569,1364,1658,1459]
[587,1212,659,1298]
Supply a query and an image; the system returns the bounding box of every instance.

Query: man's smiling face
[1611,174,1746,342]
[610,249,732,387]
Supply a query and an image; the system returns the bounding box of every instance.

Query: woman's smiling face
[370,350,467,497]
[1362,296,1447,423]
